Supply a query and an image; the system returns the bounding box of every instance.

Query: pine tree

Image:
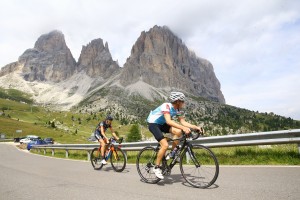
[126,124,141,142]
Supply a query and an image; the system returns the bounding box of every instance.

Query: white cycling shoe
[101,159,107,165]
[153,166,164,179]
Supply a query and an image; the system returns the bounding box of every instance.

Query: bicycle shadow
[98,166,130,173]
[155,174,219,189]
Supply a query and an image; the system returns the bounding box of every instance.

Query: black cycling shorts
[148,123,171,142]
[94,130,104,140]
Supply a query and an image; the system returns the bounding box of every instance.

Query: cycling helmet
[169,92,185,102]
[106,115,113,121]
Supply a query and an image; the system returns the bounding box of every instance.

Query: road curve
[0,143,299,200]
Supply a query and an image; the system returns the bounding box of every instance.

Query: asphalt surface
[0,143,299,200]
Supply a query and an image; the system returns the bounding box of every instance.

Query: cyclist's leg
[95,130,107,160]
[148,123,167,179]
[94,131,102,157]
[99,138,108,164]
[156,138,168,166]
[169,127,182,149]
[99,139,106,158]
[148,124,167,166]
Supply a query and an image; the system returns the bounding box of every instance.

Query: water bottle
[106,150,111,159]
[170,146,179,158]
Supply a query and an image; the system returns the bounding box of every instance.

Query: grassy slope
[0,98,140,143]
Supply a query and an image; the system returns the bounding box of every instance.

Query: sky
[0,0,300,120]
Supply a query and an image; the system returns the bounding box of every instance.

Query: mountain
[0,26,224,116]
[120,25,225,103]
[1,30,76,82]
[77,38,120,79]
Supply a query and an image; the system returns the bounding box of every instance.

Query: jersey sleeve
[161,103,171,114]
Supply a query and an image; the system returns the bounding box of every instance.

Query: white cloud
[0,0,300,119]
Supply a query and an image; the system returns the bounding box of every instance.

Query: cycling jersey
[147,103,184,125]
[96,120,111,133]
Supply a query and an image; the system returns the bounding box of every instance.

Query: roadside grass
[29,144,300,165]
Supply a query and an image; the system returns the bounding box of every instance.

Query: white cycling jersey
[147,103,184,125]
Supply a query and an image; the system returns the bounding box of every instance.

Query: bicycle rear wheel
[110,147,126,172]
[180,145,219,188]
[90,148,104,170]
[136,146,160,184]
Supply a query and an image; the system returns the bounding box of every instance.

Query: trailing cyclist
[94,115,120,165]
[147,92,204,179]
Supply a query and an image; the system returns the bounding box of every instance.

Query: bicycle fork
[186,144,200,167]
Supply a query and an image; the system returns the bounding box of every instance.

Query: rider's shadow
[157,174,183,185]
[156,174,219,189]
[100,166,130,173]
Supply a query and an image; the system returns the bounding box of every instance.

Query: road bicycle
[136,130,219,188]
[91,137,126,172]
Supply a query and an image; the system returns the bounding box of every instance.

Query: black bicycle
[90,137,126,172]
[136,130,219,188]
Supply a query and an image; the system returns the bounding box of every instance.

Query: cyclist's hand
[118,137,123,144]
[104,137,109,143]
[195,127,205,135]
[182,127,191,134]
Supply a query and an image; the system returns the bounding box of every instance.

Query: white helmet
[169,92,185,102]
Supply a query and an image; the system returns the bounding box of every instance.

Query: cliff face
[20,30,77,82]
[119,26,225,103]
[77,39,120,79]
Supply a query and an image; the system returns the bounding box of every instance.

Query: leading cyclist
[147,92,204,179]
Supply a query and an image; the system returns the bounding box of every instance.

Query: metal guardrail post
[298,143,300,155]
[87,150,91,161]
[52,149,55,156]
[66,150,69,158]
[43,149,46,155]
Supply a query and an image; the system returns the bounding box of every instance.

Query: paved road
[0,143,299,200]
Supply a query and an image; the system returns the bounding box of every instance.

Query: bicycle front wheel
[180,144,219,188]
[90,148,104,170]
[110,147,126,172]
[136,146,160,184]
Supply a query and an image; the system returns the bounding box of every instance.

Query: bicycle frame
[158,135,199,175]
[104,139,120,160]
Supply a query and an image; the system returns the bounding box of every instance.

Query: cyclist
[147,92,204,179]
[94,115,120,165]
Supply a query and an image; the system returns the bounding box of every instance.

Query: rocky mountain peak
[120,25,225,103]
[17,30,77,82]
[77,38,120,79]
[34,30,67,53]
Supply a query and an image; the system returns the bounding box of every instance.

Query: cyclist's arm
[164,113,190,133]
[179,117,204,133]
[110,127,119,140]
[100,126,109,141]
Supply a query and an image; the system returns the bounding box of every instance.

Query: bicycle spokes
[180,145,219,188]
[136,147,160,184]
[91,148,104,170]
[110,148,126,172]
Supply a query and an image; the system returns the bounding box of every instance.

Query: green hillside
[0,89,137,143]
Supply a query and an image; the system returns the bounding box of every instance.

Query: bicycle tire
[90,148,104,170]
[110,147,127,172]
[136,146,160,184]
[179,144,219,188]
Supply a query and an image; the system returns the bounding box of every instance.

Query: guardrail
[31,129,300,160]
